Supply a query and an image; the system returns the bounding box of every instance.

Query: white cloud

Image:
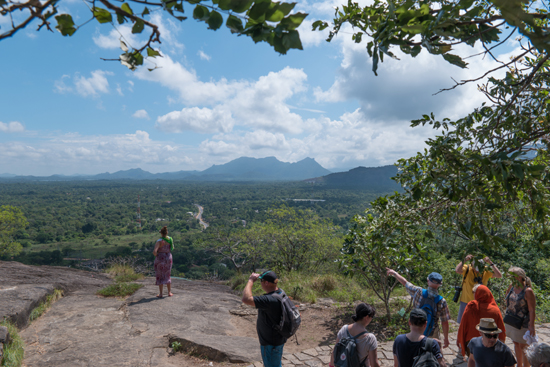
[313,27,501,123]
[142,56,310,134]
[0,131,197,175]
[74,70,112,97]
[93,25,142,50]
[198,50,211,61]
[132,109,150,119]
[54,70,113,98]
[0,121,25,133]
[156,106,233,133]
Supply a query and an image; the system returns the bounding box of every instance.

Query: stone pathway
[247,323,550,367]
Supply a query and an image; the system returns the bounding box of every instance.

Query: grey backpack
[271,290,301,338]
[333,328,368,367]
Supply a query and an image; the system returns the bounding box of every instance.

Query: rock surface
[14,267,261,367]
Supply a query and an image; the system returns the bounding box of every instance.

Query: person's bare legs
[514,342,524,367]
[157,285,163,298]
[167,283,172,296]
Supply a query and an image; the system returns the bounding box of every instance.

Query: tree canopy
[314,0,550,251]
[0,205,29,257]
[1,0,308,70]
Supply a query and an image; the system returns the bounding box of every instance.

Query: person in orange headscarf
[457,285,506,359]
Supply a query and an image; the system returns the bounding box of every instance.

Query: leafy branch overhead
[0,0,308,70]
[314,0,550,75]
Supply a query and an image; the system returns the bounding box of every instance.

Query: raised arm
[484,256,502,278]
[241,273,259,307]
[386,268,408,286]
[455,254,473,274]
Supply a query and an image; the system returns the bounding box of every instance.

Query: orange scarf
[457,285,506,356]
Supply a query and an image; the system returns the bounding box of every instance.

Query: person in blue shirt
[393,308,446,367]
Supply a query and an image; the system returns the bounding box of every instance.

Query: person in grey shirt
[468,318,516,367]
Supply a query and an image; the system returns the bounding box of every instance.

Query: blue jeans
[260,344,284,367]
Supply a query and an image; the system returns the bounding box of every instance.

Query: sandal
[168,293,173,297]
[156,294,163,298]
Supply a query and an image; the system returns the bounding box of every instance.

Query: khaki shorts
[430,324,440,340]
[505,323,528,344]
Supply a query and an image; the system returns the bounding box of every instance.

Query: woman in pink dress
[153,226,173,298]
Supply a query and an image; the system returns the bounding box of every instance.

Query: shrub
[0,319,24,367]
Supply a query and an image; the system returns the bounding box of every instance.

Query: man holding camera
[455,255,502,323]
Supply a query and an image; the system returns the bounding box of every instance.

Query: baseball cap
[428,272,443,284]
[259,270,278,283]
[410,308,427,322]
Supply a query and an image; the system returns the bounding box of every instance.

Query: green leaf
[147,47,161,57]
[193,5,209,20]
[142,7,150,16]
[117,13,126,24]
[226,14,244,33]
[401,24,424,34]
[282,30,303,50]
[207,10,224,30]
[121,3,133,15]
[217,0,231,10]
[93,7,113,23]
[265,3,290,22]
[133,51,144,65]
[228,0,254,13]
[55,14,77,36]
[312,20,329,31]
[442,53,467,68]
[278,12,307,31]
[249,0,271,19]
[132,19,145,33]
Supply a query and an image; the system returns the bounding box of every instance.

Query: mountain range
[0,157,402,192]
[0,157,331,182]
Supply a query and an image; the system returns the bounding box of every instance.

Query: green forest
[0,180,381,276]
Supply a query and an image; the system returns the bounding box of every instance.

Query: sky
[0,0,515,175]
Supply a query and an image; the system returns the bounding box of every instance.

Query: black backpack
[333,328,368,367]
[271,290,301,338]
[411,338,440,367]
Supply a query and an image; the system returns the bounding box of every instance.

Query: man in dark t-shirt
[467,318,516,367]
[242,270,286,367]
[393,308,446,367]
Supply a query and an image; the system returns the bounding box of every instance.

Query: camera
[453,286,462,303]
[474,276,483,284]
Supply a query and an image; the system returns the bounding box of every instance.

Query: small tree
[341,195,431,321]
[0,205,29,257]
[264,206,343,273]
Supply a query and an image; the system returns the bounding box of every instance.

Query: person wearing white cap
[467,318,516,367]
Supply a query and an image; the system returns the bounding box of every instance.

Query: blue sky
[0,0,512,175]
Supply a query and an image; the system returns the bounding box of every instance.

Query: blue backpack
[419,289,442,336]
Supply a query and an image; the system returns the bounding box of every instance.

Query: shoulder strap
[434,295,443,304]
[424,338,433,351]
[462,265,470,285]
[422,289,428,298]
[345,327,368,339]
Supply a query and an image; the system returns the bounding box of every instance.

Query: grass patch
[29,289,63,322]
[228,272,378,304]
[105,264,144,283]
[0,320,24,367]
[96,283,143,297]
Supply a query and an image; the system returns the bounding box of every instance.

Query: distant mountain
[0,157,331,182]
[197,156,331,181]
[305,165,402,191]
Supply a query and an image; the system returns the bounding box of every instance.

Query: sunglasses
[483,333,498,339]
